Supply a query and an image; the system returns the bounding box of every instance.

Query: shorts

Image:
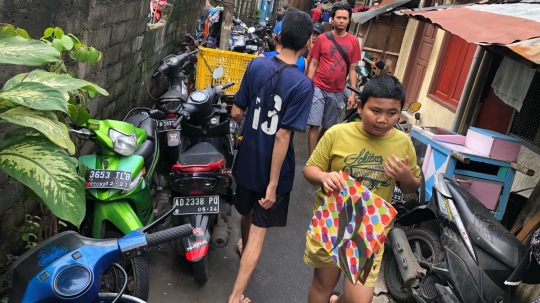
[307,87,346,129]
[303,230,383,287]
[234,185,291,228]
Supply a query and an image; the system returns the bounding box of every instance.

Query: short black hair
[360,75,406,109]
[285,7,299,13]
[280,10,312,52]
[330,2,352,19]
[276,13,284,22]
[282,5,289,10]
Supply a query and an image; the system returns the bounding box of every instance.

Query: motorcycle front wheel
[102,230,150,301]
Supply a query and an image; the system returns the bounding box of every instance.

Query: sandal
[328,291,341,303]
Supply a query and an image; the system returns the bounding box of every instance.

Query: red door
[432,35,477,109]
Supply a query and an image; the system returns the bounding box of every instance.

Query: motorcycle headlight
[121,170,143,194]
[109,129,137,156]
[54,265,92,297]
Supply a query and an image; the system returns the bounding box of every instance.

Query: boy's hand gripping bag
[309,171,397,284]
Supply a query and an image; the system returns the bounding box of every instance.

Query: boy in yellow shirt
[303,75,421,303]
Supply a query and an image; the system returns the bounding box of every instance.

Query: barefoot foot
[229,294,250,303]
[329,291,341,303]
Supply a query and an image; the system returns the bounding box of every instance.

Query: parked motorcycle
[384,172,538,303]
[230,26,270,55]
[230,20,248,53]
[166,67,235,284]
[71,108,165,299]
[152,50,198,163]
[152,49,198,119]
[8,206,193,303]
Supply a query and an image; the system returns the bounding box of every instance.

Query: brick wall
[0,0,205,289]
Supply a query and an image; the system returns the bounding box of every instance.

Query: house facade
[394,3,540,199]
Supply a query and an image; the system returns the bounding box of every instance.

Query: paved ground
[147,131,393,303]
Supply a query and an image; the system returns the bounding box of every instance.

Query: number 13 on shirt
[252,95,282,135]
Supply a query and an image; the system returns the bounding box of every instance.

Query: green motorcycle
[71,108,165,300]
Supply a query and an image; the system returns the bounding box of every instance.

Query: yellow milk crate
[195,47,257,95]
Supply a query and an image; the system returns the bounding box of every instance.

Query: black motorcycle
[152,50,198,163]
[166,67,235,284]
[152,50,198,118]
[385,172,538,303]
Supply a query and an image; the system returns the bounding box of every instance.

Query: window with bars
[510,72,540,149]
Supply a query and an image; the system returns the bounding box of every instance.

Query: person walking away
[311,1,323,21]
[228,10,315,303]
[303,75,422,303]
[259,16,307,73]
[306,2,360,156]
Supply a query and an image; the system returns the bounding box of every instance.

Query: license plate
[86,170,132,190]
[391,184,403,203]
[158,119,175,131]
[173,196,219,215]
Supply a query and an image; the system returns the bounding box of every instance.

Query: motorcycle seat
[134,140,154,162]
[160,88,186,101]
[124,114,157,142]
[178,142,224,166]
[447,182,526,269]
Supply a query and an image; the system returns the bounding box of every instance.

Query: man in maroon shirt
[306,2,360,156]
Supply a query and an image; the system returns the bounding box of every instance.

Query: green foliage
[22,214,41,249]
[0,23,109,227]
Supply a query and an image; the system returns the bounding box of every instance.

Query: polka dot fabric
[309,171,397,284]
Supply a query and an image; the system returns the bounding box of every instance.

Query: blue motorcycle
[8,207,193,303]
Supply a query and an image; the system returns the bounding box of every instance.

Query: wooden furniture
[411,126,534,220]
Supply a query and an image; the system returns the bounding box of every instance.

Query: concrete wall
[511,146,540,198]
[0,0,204,280]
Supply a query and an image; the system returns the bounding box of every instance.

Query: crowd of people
[227,3,421,303]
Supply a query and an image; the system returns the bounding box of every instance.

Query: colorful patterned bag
[309,171,397,284]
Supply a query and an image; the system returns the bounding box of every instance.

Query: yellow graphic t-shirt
[304,122,420,287]
[303,122,421,284]
[307,122,421,213]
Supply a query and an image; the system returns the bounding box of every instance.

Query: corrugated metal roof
[401,3,540,65]
[506,37,540,64]
[352,0,412,23]
[466,3,540,23]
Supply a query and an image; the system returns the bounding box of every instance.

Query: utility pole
[219,1,234,50]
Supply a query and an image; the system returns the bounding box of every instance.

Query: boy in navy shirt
[228,10,314,303]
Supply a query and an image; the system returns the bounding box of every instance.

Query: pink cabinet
[453,175,503,210]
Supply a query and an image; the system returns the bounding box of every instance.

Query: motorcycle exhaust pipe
[212,224,230,248]
[388,228,423,288]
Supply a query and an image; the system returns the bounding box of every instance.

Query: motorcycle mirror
[248,27,256,33]
[406,102,422,113]
[212,66,224,79]
[149,109,166,120]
